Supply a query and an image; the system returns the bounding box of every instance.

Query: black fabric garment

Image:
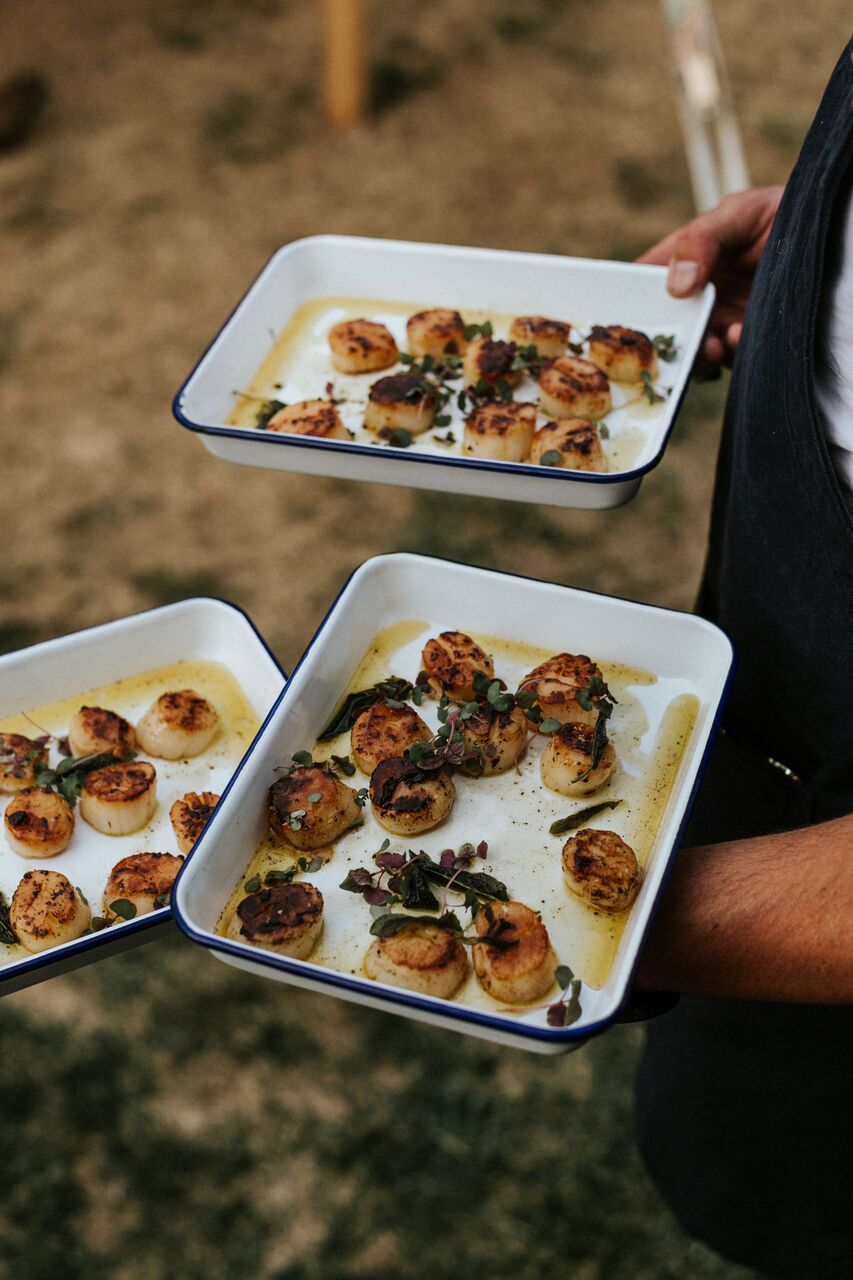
[636,40,853,1280]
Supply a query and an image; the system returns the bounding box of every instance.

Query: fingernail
[667,259,700,296]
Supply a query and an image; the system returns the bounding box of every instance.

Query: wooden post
[323,0,367,128]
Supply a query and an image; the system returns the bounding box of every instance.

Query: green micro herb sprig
[470,671,561,733]
[368,908,518,951]
[462,321,493,342]
[652,333,678,362]
[378,427,413,449]
[341,841,507,914]
[540,449,562,467]
[457,376,514,414]
[573,676,618,782]
[547,964,583,1027]
[244,856,325,895]
[549,799,622,836]
[0,892,17,946]
[35,751,136,808]
[318,676,425,741]
[254,398,285,429]
[640,370,666,405]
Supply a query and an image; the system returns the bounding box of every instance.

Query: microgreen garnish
[567,339,585,356]
[318,676,418,740]
[244,874,261,893]
[341,843,506,915]
[330,753,357,776]
[307,791,322,804]
[462,321,493,341]
[540,449,562,467]
[572,675,617,781]
[598,422,610,439]
[76,887,88,905]
[549,800,622,836]
[433,414,452,428]
[433,429,456,446]
[109,899,137,921]
[652,333,678,362]
[0,892,17,946]
[547,964,583,1027]
[255,398,285,429]
[640,370,666,405]
[368,909,518,952]
[35,751,137,809]
[379,427,413,449]
[509,343,546,377]
[456,375,514,415]
[287,808,306,831]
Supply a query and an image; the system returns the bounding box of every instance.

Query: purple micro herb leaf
[439,849,456,869]
[363,887,395,907]
[374,851,407,871]
[476,840,488,859]
[547,1001,568,1027]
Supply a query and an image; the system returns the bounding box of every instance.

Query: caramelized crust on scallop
[231,881,324,957]
[509,315,570,358]
[562,828,642,913]
[364,374,437,435]
[103,851,184,916]
[82,761,156,801]
[586,325,658,383]
[460,703,529,775]
[519,653,606,726]
[541,719,616,796]
[406,308,466,359]
[68,706,136,759]
[136,690,219,760]
[473,900,557,1004]
[351,703,430,775]
[170,790,220,854]
[79,761,157,835]
[463,338,520,388]
[10,869,90,952]
[364,922,468,997]
[530,419,607,472]
[4,786,75,858]
[368,756,455,835]
[328,319,398,374]
[0,734,49,793]
[463,401,537,462]
[267,399,349,439]
[268,766,360,850]
[538,356,611,420]
[421,630,494,702]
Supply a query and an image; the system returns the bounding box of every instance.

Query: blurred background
[0,2,849,1276]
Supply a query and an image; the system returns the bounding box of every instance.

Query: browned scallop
[79,761,157,835]
[421,630,494,702]
[519,653,607,727]
[0,733,48,793]
[364,921,468,997]
[328,319,398,374]
[103,851,185,918]
[460,704,529,776]
[268,767,360,851]
[529,419,607,472]
[170,790,220,854]
[586,324,658,384]
[463,401,537,462]
[227,881,323,958]
[538,356,611,420]
[350,703,431,775]
[509,315,570,359]
[369,757,455,836]
[562,828,642,913]
[266,399,350,440]
[462,338,521,389]
[363,374,437,436]
[68,706,136,759]
[136,690,219,760]
[541,720,616,796]
[10,870,90,953]
[4,787,75,858]
[406,308,466,359]
[472,900,557,1004]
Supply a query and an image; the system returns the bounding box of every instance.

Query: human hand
[637,186,784,376]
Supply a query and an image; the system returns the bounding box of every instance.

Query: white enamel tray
[173,555,734,1054]
[0,599,285,994]
[173,236,714,510]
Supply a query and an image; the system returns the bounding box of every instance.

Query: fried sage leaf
[549,800,621,836]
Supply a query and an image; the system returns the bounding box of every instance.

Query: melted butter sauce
[0,660,259,965]
[228,296,679,473]
[220,624,698,1020]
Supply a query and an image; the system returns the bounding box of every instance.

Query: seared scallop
[136,690,219,760]
[586,324,658,384]
[170,790,220,854]
[4,787,74,858]
[562,828,642,913]
[350,703,430,775]
[68,706,136,759]
[227,881,323,958]
[473,900,557,1004]
[79,761,157,835]
[406,308,466,359]
[266,399,350,440]
[0,733,48,793]
[463,401,536,462]
[364,921,468,997]
[10,870,90,953]
[509,315,570,359]
[369,757,455,836]
[328,319,398,374]
[462,337,521,389]
[519,653,607,727]
[460,704,529,776]
[530,419,607,472]
[541,720,616,796]
[422,630,494,702]
[268,767,361,850]
[538,356,611,420]
[364,374,437,436]
[103,851,185,918]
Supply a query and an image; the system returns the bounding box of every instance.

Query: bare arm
[636,813,853,1002]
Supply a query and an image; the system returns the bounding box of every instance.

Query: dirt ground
[0,3,850,1277]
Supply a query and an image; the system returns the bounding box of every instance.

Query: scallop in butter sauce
[220,623,697,1018]
[228,297,672,473]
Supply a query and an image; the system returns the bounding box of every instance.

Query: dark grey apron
[635,40,853,1279]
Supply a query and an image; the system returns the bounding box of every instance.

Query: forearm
[636,813,853,1002]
